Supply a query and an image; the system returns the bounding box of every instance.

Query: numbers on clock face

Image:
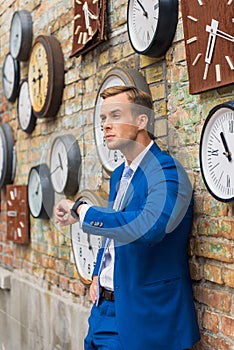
[128,0,159,52]
[201,108,234,201]
[28,43,49,112]
[50,139,68,193]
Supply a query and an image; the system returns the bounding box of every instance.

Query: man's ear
[137,114,148,130]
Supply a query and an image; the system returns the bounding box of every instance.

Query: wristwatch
[71,200,87,220]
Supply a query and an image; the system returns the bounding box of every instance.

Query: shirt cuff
[79,204,90,225]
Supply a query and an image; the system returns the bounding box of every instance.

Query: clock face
[28,168,43,218]
[28,41,49,113]
[181,0,234,94]
[2,53,20,102]
[10,12,22,59]
[127,0,178,57]
[71,190,106,283]
[18,80,36,133]
[0,123,15,189]
[200,101,234,202]
[50,134,81,196]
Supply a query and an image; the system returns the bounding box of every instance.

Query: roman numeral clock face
[200,101,234,202]
[181,0,234,94]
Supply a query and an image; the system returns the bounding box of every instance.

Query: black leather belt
[100,287,115,301]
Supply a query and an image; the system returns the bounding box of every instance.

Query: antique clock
[70,0,106,57]
[127,0,178,57]
[181,0,234,94]
[0,123,15,189]
[6,185,29,244]
[94,67,154,173]
[18,80,36,134]
[2,53,20,102]
[200,100,234,202]
[71,190,107,284]
[28,35,64,118]
[28,164,54,219]
[50,134,81,196]
[9,10,33,61]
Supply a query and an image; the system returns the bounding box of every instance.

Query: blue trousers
[84,298,124,350]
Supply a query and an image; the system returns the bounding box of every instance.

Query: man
[54,86,200,350]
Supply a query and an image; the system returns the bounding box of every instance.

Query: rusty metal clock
[28,35,64,118]
[181,0,234,94]
[70,0,106,57]
[6,184,29,244]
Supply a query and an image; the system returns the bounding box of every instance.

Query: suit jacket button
[99,222,103,227]
[90,221,95,226]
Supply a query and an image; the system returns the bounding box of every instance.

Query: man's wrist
[70,200,87,220]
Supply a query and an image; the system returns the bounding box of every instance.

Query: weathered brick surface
[0,0,234,348]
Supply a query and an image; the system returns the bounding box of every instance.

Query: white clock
[71,190,107,284]
[17,80,36,133]
[200,101,234,202]
[2,53,20,102]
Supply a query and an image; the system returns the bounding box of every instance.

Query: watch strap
[71,200,87,220]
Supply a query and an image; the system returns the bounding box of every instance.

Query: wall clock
[200,100,234,202]
[2,53,20,102]
[50,134,81,196]
[70,0,106,57]
[28,35,64,118]
[127,0,178,57]
[71,189,107,284]
[0,123,15,189]
[18,80,36,134]
[93,67,154,173]
[6,184,29,244]
[28,164,54,219]
[181,0,234,94]
[9,10,33,61]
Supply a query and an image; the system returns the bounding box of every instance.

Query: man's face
[100,92,139,152]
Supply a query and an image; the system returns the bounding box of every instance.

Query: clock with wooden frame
[70,0,106,57]
[6,184,29,244]
[181,0,234,94]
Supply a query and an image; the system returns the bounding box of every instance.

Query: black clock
[0,123,15,189]
[2,53,20,102]
[127,0,178,57]
[17,79,36,134]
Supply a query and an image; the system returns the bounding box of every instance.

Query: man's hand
[90,275,98,303]
[54,199,77,226]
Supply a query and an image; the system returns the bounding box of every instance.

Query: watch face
[18,80,36,133]
[28,41,49,113]
[2,53,20,102]
[28,168,43,217]
[181,0,234,94]
[200,101,234,202]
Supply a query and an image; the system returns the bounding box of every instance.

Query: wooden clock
[70,0,106,57]
[181,0,234,94]
[6,184,29,244]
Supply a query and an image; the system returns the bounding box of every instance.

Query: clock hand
[220,132,232,162]
[87,234,94,256]
[3,73,12,84]
[206,25,234,43]
[58,152,63,170]
[204,19,219,80]
[50,164,61,175]
[83,1,90,29]
[35,182,40,195]
[136,0,148,18]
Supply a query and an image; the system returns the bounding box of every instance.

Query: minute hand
[206,25,234,43]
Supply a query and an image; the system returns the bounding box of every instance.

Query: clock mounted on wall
[181,0,234,94]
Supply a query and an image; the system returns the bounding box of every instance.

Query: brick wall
[0,0,234,349]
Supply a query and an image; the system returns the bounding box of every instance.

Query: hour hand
[220,132,232,162]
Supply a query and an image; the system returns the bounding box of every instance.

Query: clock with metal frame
[50,134,81,196]
[28,164,54,219]
[9,10,33,61]
[0,123,16,189]
[2,53,20,102]
[94,67,154,173]
[18,79,36,134]
[181,0,234,94]
[71,189,107,284]
[127,0,178,57]
[199,100,234,202]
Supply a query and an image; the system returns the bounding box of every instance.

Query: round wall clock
[181,0,234,94]
[18,80,36,134]
[94,67,154,173]
[50,134,81,196]
[200,100,234,202]
[127,0,178,57]
[28,35,64,118]
[0,123,15,189]
[28,164,54,219]
[9,10,33,61]
[71,189,107,284]
[2,53,20,102]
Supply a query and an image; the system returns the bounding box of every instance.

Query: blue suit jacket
[82,142,200,350]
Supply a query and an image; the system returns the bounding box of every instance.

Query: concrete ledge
[0,267,11,290]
